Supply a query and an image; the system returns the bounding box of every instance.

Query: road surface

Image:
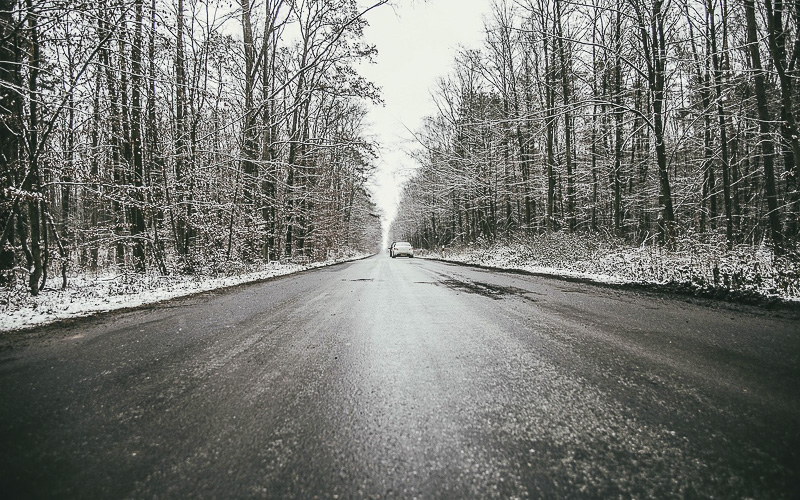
[1,255,799,498]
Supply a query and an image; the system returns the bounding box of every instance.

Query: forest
[392,0,800,282]
[1,0,385,296]
[3,0,800,303]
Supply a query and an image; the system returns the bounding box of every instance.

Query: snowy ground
[1,253,371,332]
[419,233,800,305]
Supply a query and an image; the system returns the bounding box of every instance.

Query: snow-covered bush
[428,231,800,301]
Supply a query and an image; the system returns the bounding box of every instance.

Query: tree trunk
[130,0,146,271]
[0,0,21,283]
[764,0,800,242]
[25,0,43,295]
[544,31,556,231]
[555,0,575,232]
[744,0,784,251]
[98,1,126,266]
[649,1,675,234]
[707,0,734,244]
[147,0,166,275]
[261,1,282,260]
[613,1,624,236]
[174,0,190,259]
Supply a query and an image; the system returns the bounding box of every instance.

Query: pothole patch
[441,279,536,301]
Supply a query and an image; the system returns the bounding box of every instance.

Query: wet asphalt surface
[1,255,799,499]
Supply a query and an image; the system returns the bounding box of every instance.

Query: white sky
[358,0,491,234]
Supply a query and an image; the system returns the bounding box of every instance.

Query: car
[391,241,414,258]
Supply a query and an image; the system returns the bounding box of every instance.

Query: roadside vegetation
[423,232,800,303]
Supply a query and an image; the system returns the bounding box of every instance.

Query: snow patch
[423,234,800,303]
[1,253,370,332]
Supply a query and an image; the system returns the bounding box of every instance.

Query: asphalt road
[1,255,799,498]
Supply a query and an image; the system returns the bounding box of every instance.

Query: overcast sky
[359,0,492,232]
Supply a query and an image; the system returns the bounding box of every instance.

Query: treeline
[0,0,385,295]
[393,0,799,257]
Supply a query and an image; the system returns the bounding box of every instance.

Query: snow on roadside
[420,246,633,286]
[420,235,800,303]
[1,253,371,332]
